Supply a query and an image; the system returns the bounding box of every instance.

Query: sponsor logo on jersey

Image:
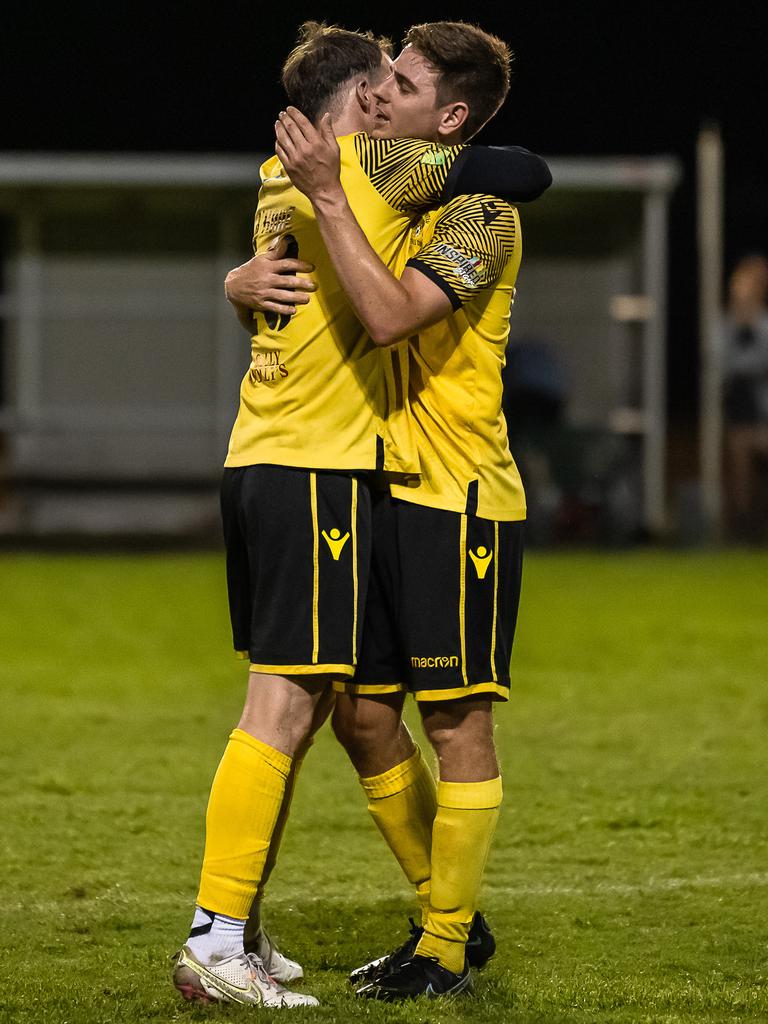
[432,243,484,288]
[255,206,295,238]
[410,655,460,669]
[249,348,288,384]
[420,150,447,166]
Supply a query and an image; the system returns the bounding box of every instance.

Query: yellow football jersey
[388,194,527,521]
[225,134,462,474]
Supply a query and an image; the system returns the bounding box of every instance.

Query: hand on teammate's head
[275,107,342,202]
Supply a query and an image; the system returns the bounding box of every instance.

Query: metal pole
[642,190,669,536]
[697,124,725,540]
[16,209,43,432]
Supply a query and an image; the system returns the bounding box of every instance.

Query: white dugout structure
[0,153,681,539]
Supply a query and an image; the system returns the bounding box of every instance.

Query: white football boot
[172,945,318,1007]
[251,927,305,984]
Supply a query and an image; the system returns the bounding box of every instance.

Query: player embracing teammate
[172,19,550,1007]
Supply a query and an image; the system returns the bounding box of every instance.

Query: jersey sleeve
[406,195,517,309]
[443,146,552,204]
[353,134,465,214]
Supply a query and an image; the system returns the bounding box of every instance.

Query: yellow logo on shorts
[468,546,493,580]
[411,655,459,669]
[322,527,350,560]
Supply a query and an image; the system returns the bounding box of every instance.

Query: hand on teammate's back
[275,107,342,203]
[225,237,316,317]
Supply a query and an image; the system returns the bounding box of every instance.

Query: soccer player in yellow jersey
[275,21,534,1000]
[172,22,550,1008]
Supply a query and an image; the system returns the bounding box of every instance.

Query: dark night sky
[3,0,768,426]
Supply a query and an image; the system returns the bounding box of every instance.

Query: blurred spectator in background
[503,337,567,426]
[502,337,567,543]
[722,254,768,540]
[503,337,645,545]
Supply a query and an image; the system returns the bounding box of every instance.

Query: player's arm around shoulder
[444,146,551,205]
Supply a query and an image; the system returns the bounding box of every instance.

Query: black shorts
[221,465,371,677]
[336,493,524,703]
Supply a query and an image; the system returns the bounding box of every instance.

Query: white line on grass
[186,872,768,906]
[277,871,768,903]
[9,872,768,914]
[484,871,768,899]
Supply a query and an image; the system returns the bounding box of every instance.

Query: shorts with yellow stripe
[221,465,371,677]
[337,493,524,702]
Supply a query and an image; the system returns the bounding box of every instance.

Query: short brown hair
[281,21,392,124]
[403,21,512,140]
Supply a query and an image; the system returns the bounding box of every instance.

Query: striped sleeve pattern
[406,195,517,309]
[353,134,465,214]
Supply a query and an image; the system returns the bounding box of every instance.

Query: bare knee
[331,694,395,763]
[421,699,498,782]
[238,672,331,757]
[332,692,411,776]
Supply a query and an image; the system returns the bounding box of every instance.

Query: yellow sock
[243,743,310,945]
[415,776,503,974]
[197,729,292,920]
[360,746,437,925]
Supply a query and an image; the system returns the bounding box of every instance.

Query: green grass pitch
[1,550,767,1023]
